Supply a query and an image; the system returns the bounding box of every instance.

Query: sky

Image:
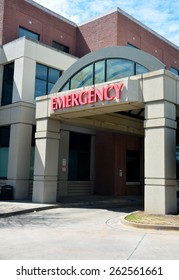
[33,0,179,47]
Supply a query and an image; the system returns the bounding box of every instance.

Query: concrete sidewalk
[0,195,143,217]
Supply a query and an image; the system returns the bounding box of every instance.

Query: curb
[0,200,142,218]
[0,205,60,218]
[121,212,179,231]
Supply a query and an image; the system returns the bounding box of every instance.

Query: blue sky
[34,0,179,47]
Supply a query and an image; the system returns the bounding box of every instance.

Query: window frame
[0,126,10,179]
[61,58,149,91]
[35,63,62,98]
[1,62,14,106]
[170,67,179,75]
[52,41,70,53]
[19,26,40,41]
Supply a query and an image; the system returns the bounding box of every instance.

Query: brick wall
[1,1,179,70]
[77,10,179,70]
[0,0,4,45]
[1,0,77,55]
[76,11,118,57]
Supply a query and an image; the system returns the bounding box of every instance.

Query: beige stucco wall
[0,37,77,199]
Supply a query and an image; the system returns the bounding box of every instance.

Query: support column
[7,123,32,199]
[144,100,177,214]
[32,118,60,203]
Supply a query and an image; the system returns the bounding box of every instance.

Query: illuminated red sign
[51,83,123,111]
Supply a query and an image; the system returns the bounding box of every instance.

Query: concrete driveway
[0,205,179,260]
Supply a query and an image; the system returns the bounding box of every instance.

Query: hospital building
[0,0,179,214]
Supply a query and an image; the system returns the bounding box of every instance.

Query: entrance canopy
[34,46,179,215]
[48,46,165,120]
[51,46,165,94]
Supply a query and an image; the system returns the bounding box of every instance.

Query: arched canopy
[51,46,165,93]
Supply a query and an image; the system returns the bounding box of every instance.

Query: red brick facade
[0,0,179,71]
[0,0,77,55]
[78,10,179,70]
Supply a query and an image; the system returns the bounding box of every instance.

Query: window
[107,59,134,81]
[29,126,36,180]
[0,126,10,178]
[52,41,69,53]
[19,26,39,41]
[35,64,62,98]
[126,150,140,182]
[170,67,179,75]
[1,63,14,106]
[60,59,149,92]
[95,60,105,84]
[127,43,139,49]
[68,132,91,181]
[71,64,93,89]
[136,64,149,75]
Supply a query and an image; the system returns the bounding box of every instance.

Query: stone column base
[32,179,57,203]
[145,184,177,214]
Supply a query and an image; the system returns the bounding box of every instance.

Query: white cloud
[33,0,179,46]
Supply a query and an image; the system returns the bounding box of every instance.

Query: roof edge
[25,0,77,27]
[79,7,179,52]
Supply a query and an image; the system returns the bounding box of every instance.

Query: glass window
[36,64,47,80]
[35,63,62,98]
[126,150,140,182]
[0,126,10,178]
[61,82,69,92]
[136,63,149,75]
[95,60,105,84]
[71,64,93,89]
[68,132,91,181]
[127,43,139,49]
[19,26,39,41]
[48,68,61,83]
[107,59,134,81]
[170,67,179,75]
[58,58,150,92]
[35,79,46,99]
[52,41,69,53]
[29,126,36,180]
[1,63,14,106]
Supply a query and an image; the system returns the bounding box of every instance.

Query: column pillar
[32,118,60,203]
[144,100,177,214]
[13,57,36,103]
[7,123,32,199]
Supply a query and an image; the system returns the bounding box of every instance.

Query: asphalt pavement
[0,196,179,260]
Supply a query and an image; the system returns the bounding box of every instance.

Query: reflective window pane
[107,59,134,81]
[35,79,46,98]
[48,82,54,93]
[0,126,10,179]
[60,82,69,92]
[48,68,61,83]
[52,41,69,53]
[170,67,179,75]
[71,64,93,89]
[35,64,61,98]
[19,27,39,41]
[95,60,105,84]
[36,64,47,80]
[136,63,149,75]
[1,63,14,106]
